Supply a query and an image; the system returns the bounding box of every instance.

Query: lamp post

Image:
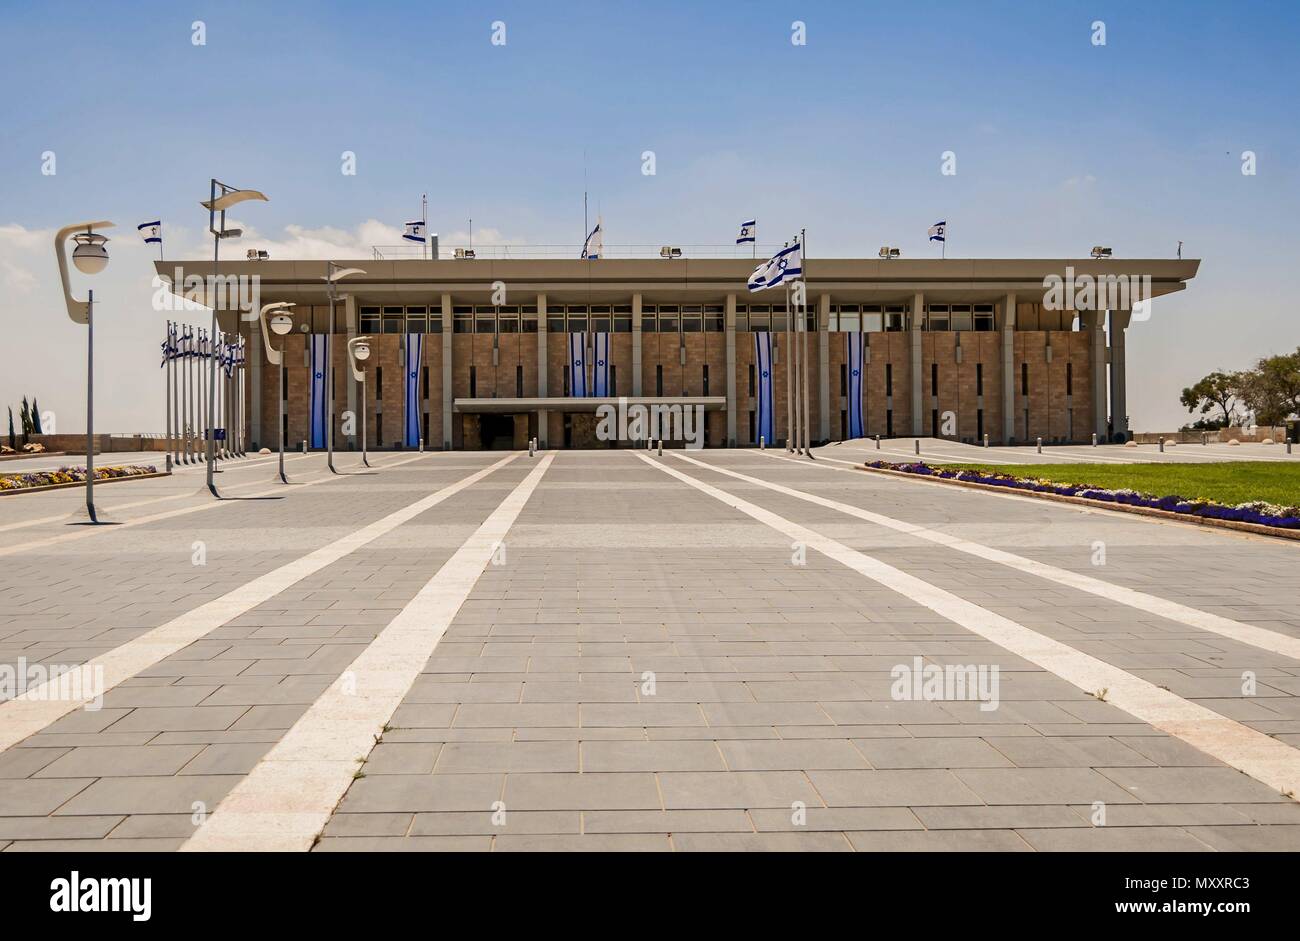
[348,337,374,470]
[347,336,373,467]
[322,262,366,473]
[200,179,267,497]
[259,302,296,483]
[54,220,114,523]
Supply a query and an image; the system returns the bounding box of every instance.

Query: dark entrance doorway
[479,414,515,450]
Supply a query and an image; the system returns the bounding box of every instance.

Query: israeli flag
[736,219,756,244]
[592,333,610,397]
[403,221,427,243]
[404,332,423,447]
[309,334,328,448]
[747,240,803,292]
[754,332,775,445]
[568,332,588,397]
[138,221,162,245]
[928,221,947,243]
[581,219,603,260]
[846,332,865,439]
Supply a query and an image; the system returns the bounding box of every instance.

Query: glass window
[567,314,587,333]
[863,310,883,332]
[838,307,860,332]
[951,305,973,332]
[613,313,632,333]
[705,310,723,332]
[591,314,612,332]
[427,315,443,334]
[547,313,564,332]
[771,306,788,332]
[658,310,679,333]
[735,309,748,332]
[749,306,769,331]
[498,311,519,333]
[476,314,496,334]
[682,305,702,332]
[360,306,380,334]
[974,305,995,331]
[453,312,472,334]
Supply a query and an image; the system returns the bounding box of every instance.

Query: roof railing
[370,243,786,261]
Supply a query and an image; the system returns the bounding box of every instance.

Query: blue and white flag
[161,322,178,366]
[404,332,423,448]
[402,221,427,243]
[309,334,328,449]
[591,333,610,397]
[736,219,756,244]
[754,332,775,445]
[568,332,588,397]
[138,221,162,245]
[928,221,946,243]
[581,219,603,260]
[846,332,865,439]
[747,240,803,292]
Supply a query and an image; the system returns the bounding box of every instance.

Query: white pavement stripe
[0,451,428,558]
[0,455,315,535]
[0,453,518,755]
[724,451,1300,662]
[641,453,1300,801]
[183,453,555,852]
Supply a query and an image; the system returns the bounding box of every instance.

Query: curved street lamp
[347,336,373,467]
[200,179,267,497]
[54,220,115,523]
[322,263,366,473]
[259,302,296,483]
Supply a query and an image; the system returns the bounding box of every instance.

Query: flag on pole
[754,331,775,444]
[138,221,162,245]
[581,219,603,260]
[928,221,946,243]
[567,332,588,397]
[846,332,865,439]
[592,333,610,397]
[402,221,427,243]
[404,333,423,447]
[736,219,756,244]
[746,240,803,292]
[309,334,328,448]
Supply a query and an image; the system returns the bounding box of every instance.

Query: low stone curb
[0,451,68,463]
[0,470,171,497]
[854,463,1300,542]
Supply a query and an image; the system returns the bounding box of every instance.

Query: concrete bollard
[983,434,989,448]
[165,453,173,474]
[1202,432,1208,446]
[1288,440,1293,455]
[1091,433,1097,447]
[301,440,307,454]
[760,436,766,450]
[1036,437,1042,454]
[657,440,663,456]
[419,438,424,453]
[875,435,881,450]
[528,440,534,457]
[914,439,920,456]
[1159,438,1165,453]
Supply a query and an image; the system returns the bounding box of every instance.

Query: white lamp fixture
[347,335,374,468]
[322,263,366,472]
[259,302,296,483]
[1090,246,1113,259]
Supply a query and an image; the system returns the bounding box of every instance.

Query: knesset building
[157,255,1199,451]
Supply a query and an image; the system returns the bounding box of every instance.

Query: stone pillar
[910,292,924,436]
[1081,308,1109,441]
[1109,308,1131,440]
[818,293,831,442]
[632,293,643,396]
[724,293,736,445]
[441,293,453,449]
[1001,292,1016,444]
[536,293,548,447]
[345,294,358,450]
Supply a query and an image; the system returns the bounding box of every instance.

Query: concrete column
[1081,308,1109,441]
[441,293,453,449]
[1001,292,1016,444]
[250,321,263,449]
[536,293,548,447]
[910,292,924,436]
[818,293,831,442]
[632,293,643,396]
[1109,308,1131,440]
[345,294,357,450]
[724,293,736,445]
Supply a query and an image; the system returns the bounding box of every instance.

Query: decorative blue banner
[846,331,865,439]
[591,332,609,397]
[568,331,587,397]
[309,334,327,449]
[754,331,775,445]
[404,332,423,447]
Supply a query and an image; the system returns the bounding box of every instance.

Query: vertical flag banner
[310,334,328,448]
[754,332,775,444]
[404,332,423,447]
[846,332,865,439]
[568,332,588,397]
[591,333,610,397]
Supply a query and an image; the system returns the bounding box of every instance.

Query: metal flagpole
[423,193,429,260]
[802,227,813,459]
[785,274,794,452]
[165,322,173,463]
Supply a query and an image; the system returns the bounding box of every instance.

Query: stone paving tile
[1015,826,1213,851]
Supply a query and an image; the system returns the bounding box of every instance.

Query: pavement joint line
[181,452,553,852]
[640,451,1300,802]
[0,452,517,755]
[0,454,316,535]
[0,451,429,558]
[728,449,1300,661]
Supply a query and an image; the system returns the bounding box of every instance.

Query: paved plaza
[1,446,1299,852]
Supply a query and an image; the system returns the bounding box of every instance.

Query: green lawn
[930,462,1300,507]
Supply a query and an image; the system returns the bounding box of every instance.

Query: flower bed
[0,464,158,493]
[865,461,1300,530]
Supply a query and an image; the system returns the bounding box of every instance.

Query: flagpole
[785,275,794,453]
[802,227,812,459]
[165,322,173,463]
[423,194,429,260]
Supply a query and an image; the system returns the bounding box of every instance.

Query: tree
[1179,370,1242,428]
[19,397,31,443]
[30,397,43,435]
[6,406,13,450]
[1243,348,1300,425]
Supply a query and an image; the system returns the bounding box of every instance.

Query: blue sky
[1,1,1296,432]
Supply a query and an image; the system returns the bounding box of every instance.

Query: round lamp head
[354,342,371,362]
[72,233,110,274]
[270,313,294,335]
